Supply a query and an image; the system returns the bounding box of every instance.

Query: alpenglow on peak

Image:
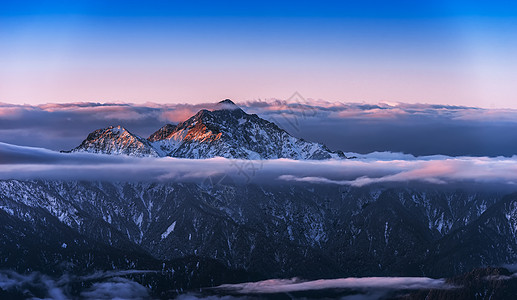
[71,99,346,160]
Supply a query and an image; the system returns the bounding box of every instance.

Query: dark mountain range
[1,178,517,298]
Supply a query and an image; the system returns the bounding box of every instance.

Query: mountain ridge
[73,125,160,157]
[71,99,346,160]
[0,179,512,279]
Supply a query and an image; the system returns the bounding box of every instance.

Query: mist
[0,270,154,300]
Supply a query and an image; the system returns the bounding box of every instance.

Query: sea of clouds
[2,99,517,156]
[2,142,517,190]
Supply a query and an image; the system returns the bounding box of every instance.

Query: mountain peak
[72,125,159,157]
[105,125,126,134]
[219,99,235,105]
[72,100,346,160]
[215,99,240,111]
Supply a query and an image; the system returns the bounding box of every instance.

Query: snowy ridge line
[70,99,346,160]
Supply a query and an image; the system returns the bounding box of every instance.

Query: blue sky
[1,1,516,107]
[2,1,516,18]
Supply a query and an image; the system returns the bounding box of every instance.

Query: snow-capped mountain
[72,125,160,157]
[71,99,345,159]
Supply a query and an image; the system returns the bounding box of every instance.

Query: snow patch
[384,222,389,244]
[161,221,176,240]
[0,206,14,215]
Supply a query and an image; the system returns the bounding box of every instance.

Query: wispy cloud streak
[213,276,455,294]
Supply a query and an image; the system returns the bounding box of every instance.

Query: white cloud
[2,142,517,188]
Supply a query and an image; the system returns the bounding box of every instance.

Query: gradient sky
[1,1,516,108]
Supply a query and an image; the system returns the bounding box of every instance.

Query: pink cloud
[2,99,517,124]
[0,106,26,118]
[279,157,517,187]
[160,108,198,123]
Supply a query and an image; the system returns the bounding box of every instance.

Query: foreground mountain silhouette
[71,99,346,159]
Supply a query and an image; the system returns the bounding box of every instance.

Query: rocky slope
[0,179,512,280]
[71,125,160,157]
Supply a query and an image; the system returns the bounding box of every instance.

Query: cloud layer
[0,271,455,300]
[2,99,517,156]
[2,142,517,189]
